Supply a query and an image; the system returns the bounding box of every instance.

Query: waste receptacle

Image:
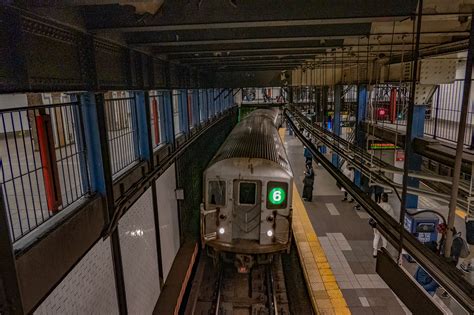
[403,209,439,262]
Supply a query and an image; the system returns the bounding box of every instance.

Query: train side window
[239,182,257,205]
[266,181,288,209]
[208,181,226,207]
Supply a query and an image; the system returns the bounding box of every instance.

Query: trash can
[403,209,439,262]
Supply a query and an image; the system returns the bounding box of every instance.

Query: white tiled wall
[118,187,160,314]
[155,163,180,281]
[34,238,119,315]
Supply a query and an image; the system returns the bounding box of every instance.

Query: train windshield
[239,182,257,205]
[208,180,226,207]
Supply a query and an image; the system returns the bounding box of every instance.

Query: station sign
[368,139,399,150]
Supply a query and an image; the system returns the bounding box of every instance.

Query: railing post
[433,86,440,139]
[78,92,128,314]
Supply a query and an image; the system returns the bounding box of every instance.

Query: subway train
[200,109,293,272]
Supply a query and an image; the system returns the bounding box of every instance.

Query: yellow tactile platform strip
[279,128,350,315]
[292,185,351,315]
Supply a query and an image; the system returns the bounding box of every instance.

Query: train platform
[283,126,474,314]
[282,128,411,315]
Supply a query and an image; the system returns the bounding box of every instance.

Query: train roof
[208,109,292,174]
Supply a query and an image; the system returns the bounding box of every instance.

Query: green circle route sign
[268,187,286,205]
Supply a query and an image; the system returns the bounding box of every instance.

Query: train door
[233,180,261,241]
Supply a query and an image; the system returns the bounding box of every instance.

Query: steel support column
[354,84,367,187]
[405,106,425,208]
[179,89,190,134]
[80,92,128,314]
[322,86,329,129]
[332,85,342,166]
[399,0,423,255]
[445,11,474,257]
[192,90,200,126]
[134,91,152,161]
[164,91,176,148]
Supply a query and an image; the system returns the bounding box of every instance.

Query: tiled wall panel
[118,187,160,314]
[34,238,119,314]
[155,163,180,281]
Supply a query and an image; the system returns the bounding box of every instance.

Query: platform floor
[283,128,472,315]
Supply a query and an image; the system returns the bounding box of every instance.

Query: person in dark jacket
[373,185,384,203]
[415,241,440,296]
[302,163,315,202]
[304,146,312,164]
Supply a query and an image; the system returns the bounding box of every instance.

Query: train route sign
[269,187,286,205]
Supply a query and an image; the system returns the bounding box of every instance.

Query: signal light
[377,108,387,119]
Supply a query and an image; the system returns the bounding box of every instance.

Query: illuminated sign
[269,187,286,205]
[267,182,288,209]
[369,143,399,150]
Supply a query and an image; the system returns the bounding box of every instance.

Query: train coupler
[235,254,254,273]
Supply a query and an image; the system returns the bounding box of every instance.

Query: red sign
[396,150,405,161]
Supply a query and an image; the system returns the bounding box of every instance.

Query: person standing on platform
[373,184,384,203]
[372,193,394,257]
[341,163,354,202]
[302,162,315,202]
[304,146,312,164]
[460,215,474,273]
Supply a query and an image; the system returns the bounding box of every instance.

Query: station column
[332,85,342,166]
[354,85,367,187]
[405,105,425,208]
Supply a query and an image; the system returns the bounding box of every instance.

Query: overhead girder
[124,23,372,45]
[83,0,418,30]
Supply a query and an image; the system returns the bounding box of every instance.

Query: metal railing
[367,81,474,148]
[426,81,474,147]
[242,87,287,104]
[104,96,140,176]
[0,101,90,241]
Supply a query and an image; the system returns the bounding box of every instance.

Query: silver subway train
[200,109,293,272]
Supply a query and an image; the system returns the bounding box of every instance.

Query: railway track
[186,255,289,315]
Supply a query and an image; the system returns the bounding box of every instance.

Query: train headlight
[218,227,225,235]
[267,230,274,237]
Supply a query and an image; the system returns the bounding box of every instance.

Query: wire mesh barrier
[104,96,140,176]
[0,101,90,241]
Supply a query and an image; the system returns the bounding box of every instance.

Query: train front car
[201,109,293,273]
